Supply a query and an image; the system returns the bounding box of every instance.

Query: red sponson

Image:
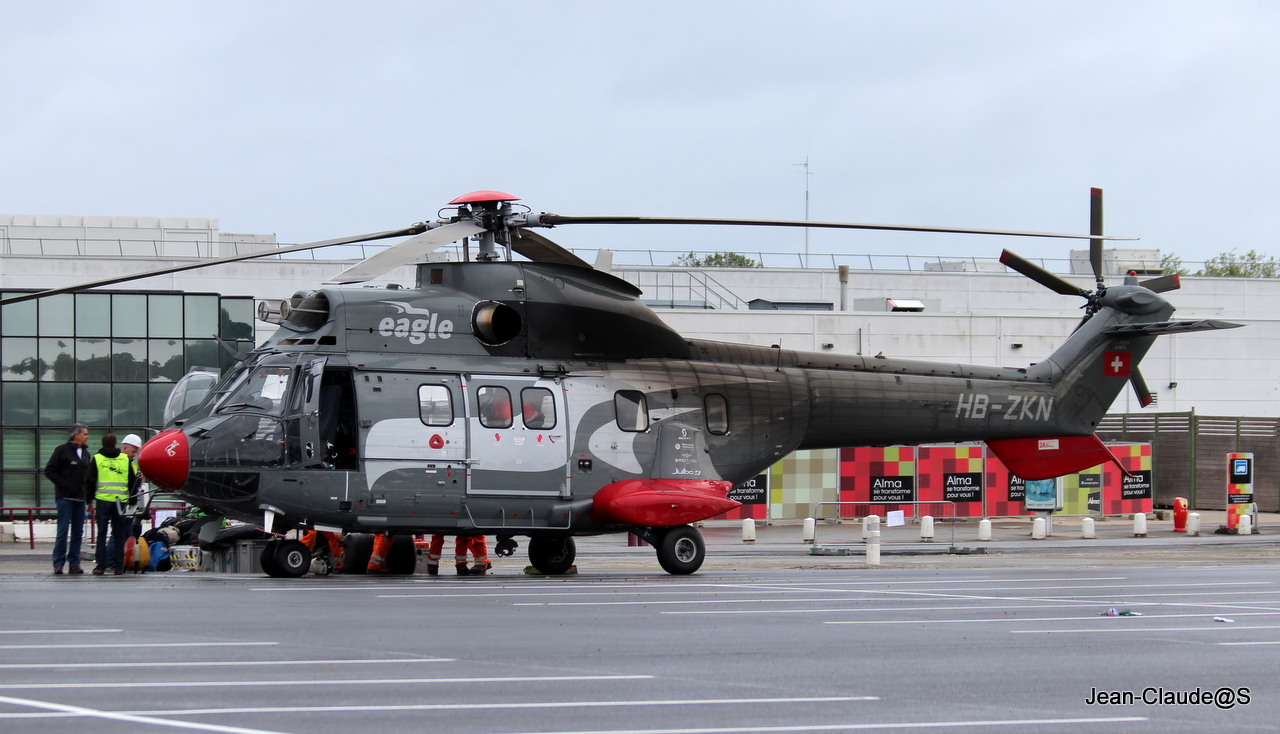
[590,478,739,527]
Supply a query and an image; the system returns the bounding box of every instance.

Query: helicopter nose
[138,429,190,491]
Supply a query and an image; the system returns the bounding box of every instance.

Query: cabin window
[477,386,513,428]
[614,390,649,432]
[705,393,729,435]
[418,384,453,426]
[521,387,555,430]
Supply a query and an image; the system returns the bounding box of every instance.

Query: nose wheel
[261,539,310,578]
[655,525,705,575]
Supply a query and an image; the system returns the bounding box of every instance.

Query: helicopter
[2,189,1241,576]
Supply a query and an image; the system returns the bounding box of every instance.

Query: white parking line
[0,695,286,734]
[480,715,1148,733]
[663,603,1148,616]
[0,695,874,718]
[826,611,1280,625]
[0,674,652,690]
[0,657,452,669]
[1014,626,1280,634]
[0,641,278,650]
[0,629,121,635]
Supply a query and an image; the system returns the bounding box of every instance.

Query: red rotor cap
[138,429,190,491]
[449,190,520,205]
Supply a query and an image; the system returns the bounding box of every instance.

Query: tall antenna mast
[794,157,813,267]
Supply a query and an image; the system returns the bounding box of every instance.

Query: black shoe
[112,568,124,576]
[53,566,63,575]
[68,566,84,576]
[455,564,470,576]
[92,568,105,576]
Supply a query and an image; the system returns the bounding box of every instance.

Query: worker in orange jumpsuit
[425,534,491,575]
[367,531,394,574]
[300,530,345,573]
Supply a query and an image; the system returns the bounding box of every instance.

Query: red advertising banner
[839,446,917,518]
[916,444,985,519]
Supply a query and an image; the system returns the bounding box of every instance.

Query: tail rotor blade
[1089,187,1105,287]
[1130,366,1154,408]
[999,250,1090,298]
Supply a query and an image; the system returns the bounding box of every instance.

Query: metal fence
[1097,413,1280,511]
[810,500,958,548]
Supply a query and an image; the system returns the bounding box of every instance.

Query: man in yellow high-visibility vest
[84,433,138,576]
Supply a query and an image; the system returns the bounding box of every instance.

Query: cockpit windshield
[215,366,291,415]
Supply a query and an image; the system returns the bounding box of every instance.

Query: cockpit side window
[418,385,453,426]
[216,366,290,415]
[614,390,649,432]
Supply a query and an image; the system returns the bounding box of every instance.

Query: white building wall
[3,215,1277,416]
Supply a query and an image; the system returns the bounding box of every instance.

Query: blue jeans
[94,499,132,571]
[53,498,86,569]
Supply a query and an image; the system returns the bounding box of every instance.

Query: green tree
[1197,249,1280,278]
[1160,252,1188,276]
[672,251,762,268]
[1161,249,1279,277]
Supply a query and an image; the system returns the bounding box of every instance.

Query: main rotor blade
[325,221,485,284]
[999,250,1091,297]
[533,214,1138,242]
[1089,187,1105,287]
[0,225,431,306]
[510,228,593,269]
[1138,273,1181,293]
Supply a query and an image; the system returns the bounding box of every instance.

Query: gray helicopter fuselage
[161,261,1172,537]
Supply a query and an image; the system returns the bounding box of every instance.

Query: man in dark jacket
[84,433,137,576]
[44,423,90,575]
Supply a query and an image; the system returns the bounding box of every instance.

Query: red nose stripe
[138,430,190,491]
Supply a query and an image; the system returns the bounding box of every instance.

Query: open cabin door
[465,375,570,498]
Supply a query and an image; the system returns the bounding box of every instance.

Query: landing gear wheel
[273,539,311,578]
[260,540,283,577]
[342,533,374,574]
[386,535,417,575]
[528,536,576,575]
[656,525,705,575]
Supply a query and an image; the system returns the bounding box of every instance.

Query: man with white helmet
[120,434,146,537]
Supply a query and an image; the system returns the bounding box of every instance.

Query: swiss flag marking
[1104,351,1131,377]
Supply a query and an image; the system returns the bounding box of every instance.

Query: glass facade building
[1,290,254,510]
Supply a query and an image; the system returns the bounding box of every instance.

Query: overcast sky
[2,1,1277,269]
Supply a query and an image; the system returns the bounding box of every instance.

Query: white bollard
[977,518,992,541]
[802,517,816,543]
[1187,512,1201,537]
[866,530,881,565]
[1133,512,1147,537]
[862,514,880,540]
[1031,517,1047,540]
[920,515,934,542]
[1239,514,1253,536]
[741,518,756,543]
[1082,517,1096,539]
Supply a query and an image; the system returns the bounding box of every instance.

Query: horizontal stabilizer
[1102,319,1243,336]
[590,478,739,527]
[986,435,1127,480]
